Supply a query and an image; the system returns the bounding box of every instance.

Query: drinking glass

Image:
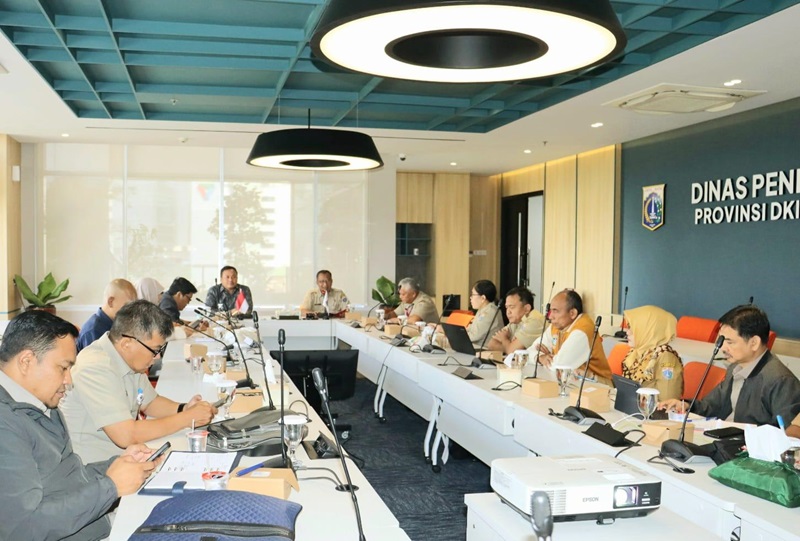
[281,415,309,469]
[207,354,224,376]
[555,367,572,397]
[636,387,660,421]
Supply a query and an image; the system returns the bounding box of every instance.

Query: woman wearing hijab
[622,305,684,400]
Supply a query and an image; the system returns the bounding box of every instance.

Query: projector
[491,454,661,523]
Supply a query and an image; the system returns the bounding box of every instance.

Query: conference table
[285,319,798,541]
[109,322,411,541]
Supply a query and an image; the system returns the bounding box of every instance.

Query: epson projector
[491,455,661,523]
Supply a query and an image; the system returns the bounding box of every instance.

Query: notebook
[139,451,240,495]
[612,374,668,419]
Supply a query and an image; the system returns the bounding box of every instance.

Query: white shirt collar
[0,369,50,416]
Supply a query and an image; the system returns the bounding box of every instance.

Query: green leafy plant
[14,273,72,308]
[371,275,400,309]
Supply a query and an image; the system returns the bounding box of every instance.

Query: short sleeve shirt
[399,291,439,324]
[301,288,349,313]
[60,333,157,464]
[504,311,545,348]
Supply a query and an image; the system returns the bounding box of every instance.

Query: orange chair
[676,316,721,343]
[446,312,474,327]
[606,343,631,377]
[682,362,726,401]
[767,331,777,350]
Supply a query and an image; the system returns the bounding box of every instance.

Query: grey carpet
[330,377,491,541]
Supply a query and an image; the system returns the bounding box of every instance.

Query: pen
[777,415,786,430]
[236,460,267,477]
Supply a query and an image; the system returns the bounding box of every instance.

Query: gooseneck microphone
[614,286,629,339]
[277,329,289,468]
[250,312,275,410]
[530,491,553,541]
[532,303,551,379]
[194,309,254,389]
[562,316,605,426]
[660,334,725,468]
[311,367,366,541]
[471,298,504,368]
[422,295,453,353]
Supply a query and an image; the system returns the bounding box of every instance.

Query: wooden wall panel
[502,163,544,197]
[575,146,617,316]
[542,156,577,297]
[469,174,501,288]
[432,173,470,312]
[0,135,22,319]
[396,172,433,223]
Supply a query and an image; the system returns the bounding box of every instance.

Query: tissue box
[383,324,402,337]
[478,350,504,363]
[496,365,522,386]
[228,467,299,499]
[641,420,693,446]
[361,316,377,327]
[522,378,559,398]
[183,343,208,359]
[344,312,361,321]
[569,385,610,413]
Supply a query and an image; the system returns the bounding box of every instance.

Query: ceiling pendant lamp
[311,0,627,84]
[247,112,383,171]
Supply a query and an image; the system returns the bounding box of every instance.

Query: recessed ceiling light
[591,122,604,128]
[524,149,532,154]
[61,133,70,138]
[723,79,742,87]
[450,162,458,166]
[312,1,627,83]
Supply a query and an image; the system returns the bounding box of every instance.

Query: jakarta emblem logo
[642,184,665,231]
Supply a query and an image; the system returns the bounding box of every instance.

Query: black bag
[129,490,302,540]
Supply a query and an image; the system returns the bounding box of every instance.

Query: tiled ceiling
[0,0,797,134]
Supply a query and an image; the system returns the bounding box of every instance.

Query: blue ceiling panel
[0,0,797,131]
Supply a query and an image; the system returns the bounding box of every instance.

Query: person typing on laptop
[621,305,684,400]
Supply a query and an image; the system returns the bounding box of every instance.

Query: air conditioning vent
[605,84,765,114]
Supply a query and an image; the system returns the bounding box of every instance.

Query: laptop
[612,374,668,419]
[441,322,478,356]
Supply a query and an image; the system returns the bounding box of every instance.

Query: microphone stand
[312,367,366,541]
[179,321,232,365]
[471,298,503,368]
[614,286,629,339]
[422,295,453,353]
[195,309,254,389]
[531,303,551,379]
[660,334,725,467]
[562,316,606,426]
[251,311,275,410]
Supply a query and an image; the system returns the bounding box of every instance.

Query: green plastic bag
[708,454,800,508]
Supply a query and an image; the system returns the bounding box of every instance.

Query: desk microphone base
[660,439,715,464]
[563,406,606,426]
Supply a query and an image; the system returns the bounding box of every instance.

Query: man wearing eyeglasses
[61,300,217,463]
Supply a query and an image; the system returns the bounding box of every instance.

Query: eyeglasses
[122,334,168,358]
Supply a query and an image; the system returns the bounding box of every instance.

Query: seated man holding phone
[61,300,217,464]
[0,311,159,541]
[158,277,208,336]
[658,305,800,426]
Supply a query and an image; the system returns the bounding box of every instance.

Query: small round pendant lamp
[311,0,627,83]
[247,127,383,171]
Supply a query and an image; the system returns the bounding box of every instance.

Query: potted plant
[371,275,400,310]
[14,273,71,314]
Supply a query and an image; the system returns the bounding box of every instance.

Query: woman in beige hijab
[622,305,684,400]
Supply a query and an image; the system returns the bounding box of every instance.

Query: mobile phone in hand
[147,441,171,462]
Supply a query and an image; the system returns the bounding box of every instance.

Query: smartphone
[147,441,171,462]
[703,426,744,439]
[189,319,203,329]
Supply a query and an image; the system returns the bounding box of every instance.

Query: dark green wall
[621,98,800,338]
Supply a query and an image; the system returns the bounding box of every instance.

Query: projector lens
[614,486,638,508]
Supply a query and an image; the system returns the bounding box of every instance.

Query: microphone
[545,281,555,311]
[311,367,366,541]
[530,491,553,541]
[250,311,275,410]
[562,316,605,426]
[471,298,504,368]
[195,309,255,389]
[532,303,551,379]
[660,334,725,467]
[277,328,289,467]
[614,286,629,339]
[366,301,382,318]
[421,295,453,353]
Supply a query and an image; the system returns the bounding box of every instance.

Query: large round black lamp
[246,127,384,171]
[311,0,627,83]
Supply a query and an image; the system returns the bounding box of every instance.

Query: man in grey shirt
[0,311,155,541]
